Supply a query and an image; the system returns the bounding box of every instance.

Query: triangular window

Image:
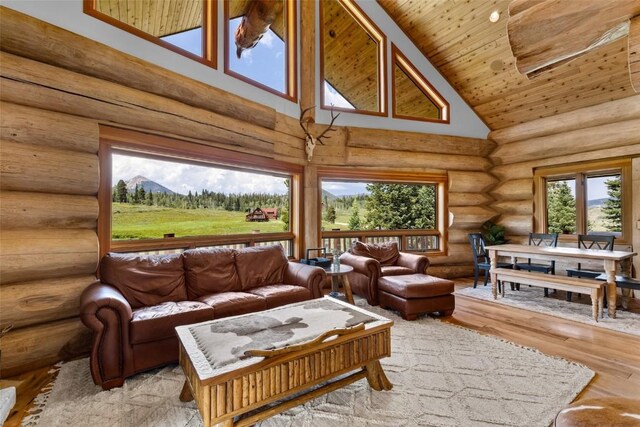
[392,44,449,123]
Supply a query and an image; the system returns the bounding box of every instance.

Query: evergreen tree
[280,205,289,231]
[325,205,337,224]
[547,181,576,234]
[364,184,436,230]
[137,186,146,204]
[348,200,361,230]
[115,179,128,203]
[602,176,621,232]
[145,190,154,206]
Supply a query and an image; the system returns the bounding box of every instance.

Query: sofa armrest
[284,262,327,299]
[80,282,134,389]
[339,252,381,277]
[396,252,430,274]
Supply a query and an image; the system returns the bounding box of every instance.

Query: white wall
[3,0,489,139]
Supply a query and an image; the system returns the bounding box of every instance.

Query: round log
[347,147,491,171]
[427,264,475,279]
[449,206,498,229]
[0,140,99,195]
[448,229,476,244]
[0,275,98,329]
[0,229,99,285]
[430,243,474,265]
[499,215,533,236]
[448,171,498,193]
[490,179,533,201]
[0,101,98,153]
[0,191,98,229]
[448,192,494,207]
[0,318,92,377]
[489,96,640,144]
[493,199,533,215]
[491,119,640,165]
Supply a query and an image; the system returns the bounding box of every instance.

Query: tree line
[323,183,436,230]
[112,179,289,212]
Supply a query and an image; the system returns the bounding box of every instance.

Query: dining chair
[468,233,513,289]
[515,233,558,296]
[565,234,615,301]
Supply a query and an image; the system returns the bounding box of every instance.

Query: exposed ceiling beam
[507,0,640,79]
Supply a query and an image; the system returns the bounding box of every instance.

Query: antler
[315,107,340,145]
[299,105,315,136]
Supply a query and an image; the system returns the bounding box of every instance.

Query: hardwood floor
[2,277,639,426]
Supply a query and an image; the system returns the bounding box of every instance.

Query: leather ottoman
[378,274,455,320]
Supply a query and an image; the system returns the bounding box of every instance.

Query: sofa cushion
[130,301,213,344]
[100,253,187,309]
[183,248,241,298]
[247,285,312,308]
[378,274,454,299]
[351,241,400,266]
[235,245,288,290]
[198,292,267,319]
[381,266,415,276]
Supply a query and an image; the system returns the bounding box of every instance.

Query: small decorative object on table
[300,248,331,268]
[332,248,342,268]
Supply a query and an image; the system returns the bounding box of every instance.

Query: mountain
[322,189,337,202]
[588,197,609,207]
[126,175,175,195]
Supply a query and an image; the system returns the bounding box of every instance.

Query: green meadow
[112,203,286,240]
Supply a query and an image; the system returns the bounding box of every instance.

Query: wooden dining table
[485,244,637,319]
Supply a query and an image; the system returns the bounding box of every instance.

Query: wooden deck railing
[321,229,440,253]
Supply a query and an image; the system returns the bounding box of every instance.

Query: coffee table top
[176,297,391,381]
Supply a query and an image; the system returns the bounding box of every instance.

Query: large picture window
[534,159,631,243]
[318,169,447,255]
[99,128,302,256]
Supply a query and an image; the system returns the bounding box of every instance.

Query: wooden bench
[490,268,605,321]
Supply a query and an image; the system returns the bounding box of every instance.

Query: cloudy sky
[112,154,289,195]
[322,181,369,196]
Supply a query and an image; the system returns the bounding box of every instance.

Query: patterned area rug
[24,304,594,427]
[456,285,640,337]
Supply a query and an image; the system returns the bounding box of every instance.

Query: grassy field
[112,203,287,239]
[321,207,358,231]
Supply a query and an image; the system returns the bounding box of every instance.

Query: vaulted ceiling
[378,0,637,130]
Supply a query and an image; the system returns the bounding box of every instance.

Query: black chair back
[578,234,615,251]
[529,233,558,248]
[468,233,488,264]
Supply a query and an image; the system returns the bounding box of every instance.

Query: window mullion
[575,172,586,235]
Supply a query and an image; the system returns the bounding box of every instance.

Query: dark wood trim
[223,0,298,102]
[391,43,450,124]
[316,167,448,257]
[319,0,388,117]
[83,0,217,69]
[98,126,303,255]
[375,0,493,131]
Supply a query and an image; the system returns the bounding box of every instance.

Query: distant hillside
[126,175,175,195]
[588,197,609,207]
[322,189,337,202]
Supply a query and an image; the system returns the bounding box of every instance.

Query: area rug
[456,285,640,337]
[24,305,594,427]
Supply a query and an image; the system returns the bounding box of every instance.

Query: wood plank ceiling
[378,0,637,130]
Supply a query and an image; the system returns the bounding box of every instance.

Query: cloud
[323,82,355,109]
[260,29,275,48]
[112,154,289,195]
[322,181,369,196]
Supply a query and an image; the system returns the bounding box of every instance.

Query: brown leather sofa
[339,241,429,305]
[80,245,326,390]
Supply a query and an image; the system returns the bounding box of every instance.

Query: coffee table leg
[342,275,354,305]
[180,380,194,402]
[364,361,392,391]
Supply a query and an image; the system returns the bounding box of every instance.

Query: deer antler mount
[299,106,340,162]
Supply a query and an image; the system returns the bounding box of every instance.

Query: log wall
[488,96,640,270]
[0,9,497,376]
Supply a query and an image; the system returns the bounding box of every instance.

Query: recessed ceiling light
[489,10,500,23]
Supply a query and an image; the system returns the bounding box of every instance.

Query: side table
[326,264,354,304]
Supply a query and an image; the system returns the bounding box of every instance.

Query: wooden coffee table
[176,297,393,427]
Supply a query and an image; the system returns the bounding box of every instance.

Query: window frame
[319,0,388,117]
[391,44,450,124]
[317,168,448,256]
[83,0,217,68]
[534,159,631,244]
[223,0,298,102]
[98,126,303,258]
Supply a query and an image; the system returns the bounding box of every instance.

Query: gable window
[320,0,387,115]
[224,0,297,101]
[534,159,631,243]
[318,169,447,256]
[98,127,302,257]
[392,44,449,123]
[84,0,216,67]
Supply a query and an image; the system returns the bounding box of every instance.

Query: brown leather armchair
[80,245,326,389]
[339,241,429,306]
